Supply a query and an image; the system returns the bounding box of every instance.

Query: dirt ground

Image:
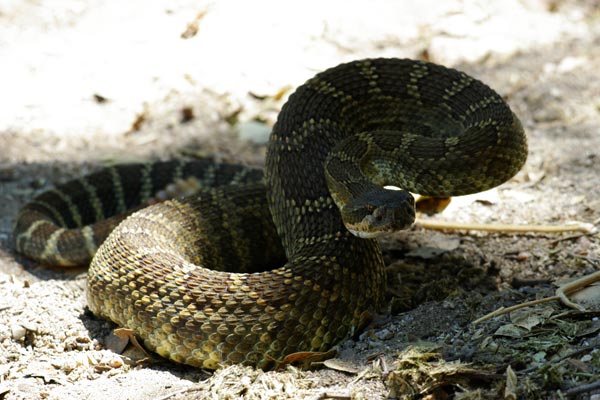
[1,0,599,399]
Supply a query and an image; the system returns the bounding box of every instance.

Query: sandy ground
[1,0,599,399]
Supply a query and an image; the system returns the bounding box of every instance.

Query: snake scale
[13,58,527,370]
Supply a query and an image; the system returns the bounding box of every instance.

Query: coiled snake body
[13,59,527,369]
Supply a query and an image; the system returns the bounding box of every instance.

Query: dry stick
[416,219,595,234]
[563,379,600,397]
[555,270,600,311]
[474,270,600,323]
[473,271,600,324]
[472,297,559,324]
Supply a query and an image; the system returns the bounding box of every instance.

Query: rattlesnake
[13,58,527,369]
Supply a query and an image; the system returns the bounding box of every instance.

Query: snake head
[341,188,415,238]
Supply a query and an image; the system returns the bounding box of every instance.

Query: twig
[555,271,600,312]
[416,219,595,234]
[473,296,558,324]
[474,271,600,323]
[563,379,600,397]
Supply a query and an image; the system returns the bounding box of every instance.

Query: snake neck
[323,130,417,238]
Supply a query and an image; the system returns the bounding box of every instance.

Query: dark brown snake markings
[13,59,527,369]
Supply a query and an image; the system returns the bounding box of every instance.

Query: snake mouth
[343,191,416,238]
[346,207,414,238]
[347,227,385,239]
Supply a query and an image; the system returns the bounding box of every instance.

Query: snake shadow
[79,310,212,380]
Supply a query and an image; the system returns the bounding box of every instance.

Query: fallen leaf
[323,358,361,374]
[493,324,523,338]
[275,349,337,369]
[505,365,517,400]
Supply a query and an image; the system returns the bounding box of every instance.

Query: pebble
[236,120,271,144]
[10,324,26,341]
[532,105,564,123]
[375,328,394,341]
[108,357,123,369]
[556,56,586,73]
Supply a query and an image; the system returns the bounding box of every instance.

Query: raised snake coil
[13,59,527,369]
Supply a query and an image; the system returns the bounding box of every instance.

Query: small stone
[11,324,26,341]
[20,321,38,332]
[237,120,271,144]
[108,357,123,369]
[375,328,394,341]
[532,105,564,123]
[556,56,585,73]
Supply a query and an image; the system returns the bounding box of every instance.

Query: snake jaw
[348,226,382,239]
[343,189,416,238]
